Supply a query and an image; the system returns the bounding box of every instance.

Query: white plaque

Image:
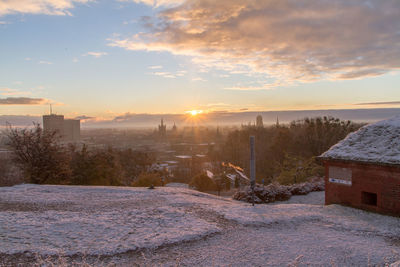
[329,166,352,186]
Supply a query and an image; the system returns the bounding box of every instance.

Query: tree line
[217,116,362,185]
[4,117,362,187]
[5,124,156,186]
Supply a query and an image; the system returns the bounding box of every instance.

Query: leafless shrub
[0,154,23,186]
[5,124,71,184]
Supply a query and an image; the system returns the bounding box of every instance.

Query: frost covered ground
[1,185,400,266]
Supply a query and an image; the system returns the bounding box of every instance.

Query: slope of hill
[0,184,399,266]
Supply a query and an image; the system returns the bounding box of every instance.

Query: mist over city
[1,0,400,266]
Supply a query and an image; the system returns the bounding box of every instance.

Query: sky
[1,0,400,126]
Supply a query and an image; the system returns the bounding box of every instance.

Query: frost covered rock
[233,183,291,203]
[309,178,325,191]
[289,179,324,195]
[233,178,324,204]
[290,183,312,195]
[266,183,292,201]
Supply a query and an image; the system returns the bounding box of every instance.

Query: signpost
[250,136,256,206]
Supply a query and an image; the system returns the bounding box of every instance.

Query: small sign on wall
[329,166,352,186]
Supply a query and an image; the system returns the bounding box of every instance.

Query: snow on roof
[226,174,236,181]
[320,115,400,165]
[165,160,178,164]
[175,155,192,159]
[234,169,250,181]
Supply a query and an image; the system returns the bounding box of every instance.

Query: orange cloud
[110,0,400,84]
[121,0,184,8]
[82,51,108,58]
[0,88,32,96]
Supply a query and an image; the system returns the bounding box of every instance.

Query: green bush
[189,173,217,192]
[275,155,322,185]
[131,173,163,187]
[214,174,231,192]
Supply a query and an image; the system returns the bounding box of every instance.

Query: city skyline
[3,107,400,128]
[1,0,400,122]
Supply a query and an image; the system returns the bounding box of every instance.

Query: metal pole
[250,135,256,206]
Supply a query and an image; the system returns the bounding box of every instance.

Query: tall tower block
[43,114,64,137]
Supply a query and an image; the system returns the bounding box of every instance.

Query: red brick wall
[324,161,400,216]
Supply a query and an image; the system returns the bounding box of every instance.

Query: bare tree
[0,156,23,186]
[6,124,71,184]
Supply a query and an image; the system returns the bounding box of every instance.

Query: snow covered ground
[1,184,400,266]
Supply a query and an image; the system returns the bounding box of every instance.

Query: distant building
[256,115,263,128]
[158,118,167,139]
[172,122,177,132]
[63,119,80,141]
[43,114,64,134]
[43,114,80,142]
[319,116,400,215]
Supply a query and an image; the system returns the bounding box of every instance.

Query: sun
[184,109,206,125]
[190,110,199,116]
[187,110,203,117]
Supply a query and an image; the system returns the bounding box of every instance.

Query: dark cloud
[112,113,185,124]
[356,101,400,106]
[74,115,95,120]
[0,97,48,105]
[0,115,41,127]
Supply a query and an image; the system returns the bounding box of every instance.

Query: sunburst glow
[187,110,203,116]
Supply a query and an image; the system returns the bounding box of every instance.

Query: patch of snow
[320,115,400,165]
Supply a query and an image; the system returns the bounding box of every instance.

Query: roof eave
[317,156,400,169]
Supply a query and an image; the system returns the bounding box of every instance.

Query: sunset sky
[1,0,400,123]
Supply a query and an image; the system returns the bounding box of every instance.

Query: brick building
[319,116,400,215]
